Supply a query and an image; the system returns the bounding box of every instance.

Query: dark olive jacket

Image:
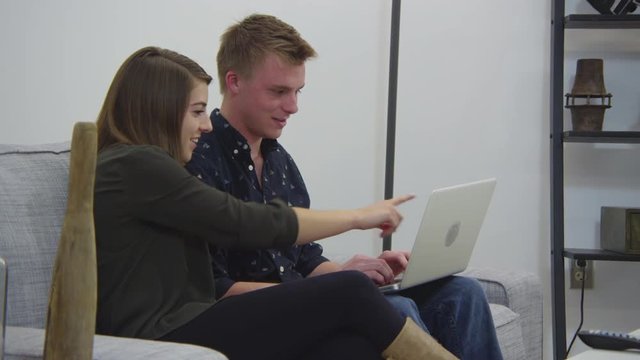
[94,144,298,339]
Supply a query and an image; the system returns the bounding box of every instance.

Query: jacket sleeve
[119,146,299,250]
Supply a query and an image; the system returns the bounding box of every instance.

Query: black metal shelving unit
[564,248,640,261]
[550,3,640,359]
[565,14,640,28]
[564,131,640,143]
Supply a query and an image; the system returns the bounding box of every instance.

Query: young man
[187,14,503,359]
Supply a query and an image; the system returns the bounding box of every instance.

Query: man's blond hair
[216,14,317,94]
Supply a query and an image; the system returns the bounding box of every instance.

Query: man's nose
[283,93,298,114]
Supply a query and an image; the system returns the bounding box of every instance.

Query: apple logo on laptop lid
[445,221,461,247]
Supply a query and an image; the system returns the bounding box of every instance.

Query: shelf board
[565,14,640,29]
[564,248,640,261]
[563,131,640,143]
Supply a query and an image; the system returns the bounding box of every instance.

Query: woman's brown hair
[96,46,212,161]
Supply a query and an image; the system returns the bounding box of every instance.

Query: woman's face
[180,81,212,164]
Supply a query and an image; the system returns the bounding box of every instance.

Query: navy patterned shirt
[186,109,329,298]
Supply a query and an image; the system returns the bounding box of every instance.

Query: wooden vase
[43,122,98,360]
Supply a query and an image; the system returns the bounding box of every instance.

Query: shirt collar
[211,109,279,154]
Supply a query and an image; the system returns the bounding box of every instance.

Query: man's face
[233,53,305,142]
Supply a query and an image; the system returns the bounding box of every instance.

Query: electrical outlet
[570,259,594,289]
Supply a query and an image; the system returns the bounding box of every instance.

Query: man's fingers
[366,260,394,283]
[342,257,395,284]
[364,271,386,285]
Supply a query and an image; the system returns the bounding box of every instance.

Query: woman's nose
[200,118,213,133]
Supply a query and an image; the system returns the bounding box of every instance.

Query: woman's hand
[354,194,415,237]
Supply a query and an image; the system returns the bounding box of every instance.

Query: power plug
[570,259,594,289]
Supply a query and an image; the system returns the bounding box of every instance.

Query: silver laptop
[379,178,496,293]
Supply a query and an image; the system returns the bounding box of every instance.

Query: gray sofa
[0,141,542,359]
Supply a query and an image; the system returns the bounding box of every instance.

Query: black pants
[160,271,404,360]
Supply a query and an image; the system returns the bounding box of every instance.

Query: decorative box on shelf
[601,207,640,254]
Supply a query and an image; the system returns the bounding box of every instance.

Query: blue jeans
[387,276,503,360]
[384,294,430,332]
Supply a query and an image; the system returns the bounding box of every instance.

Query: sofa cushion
[465,267,542,360]
[490,303,526,360]
[4,326,227,360]
[0,142,71,328]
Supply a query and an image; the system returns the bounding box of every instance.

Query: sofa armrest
[4,326,228,360]
[461,267,542,360]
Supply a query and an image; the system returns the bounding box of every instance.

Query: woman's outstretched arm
[293,194,414,245]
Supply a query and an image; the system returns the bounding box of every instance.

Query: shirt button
[279,266,285,273]
[233,149,238,154]
[248,165,254,171]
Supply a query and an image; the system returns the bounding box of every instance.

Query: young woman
[93,46,456,360]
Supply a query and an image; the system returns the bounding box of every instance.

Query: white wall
[2,1,639,359]
[392,1,554,357]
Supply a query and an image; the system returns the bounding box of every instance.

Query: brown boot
[382,318,459,360]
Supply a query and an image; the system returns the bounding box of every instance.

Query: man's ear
[225,71,241,95]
